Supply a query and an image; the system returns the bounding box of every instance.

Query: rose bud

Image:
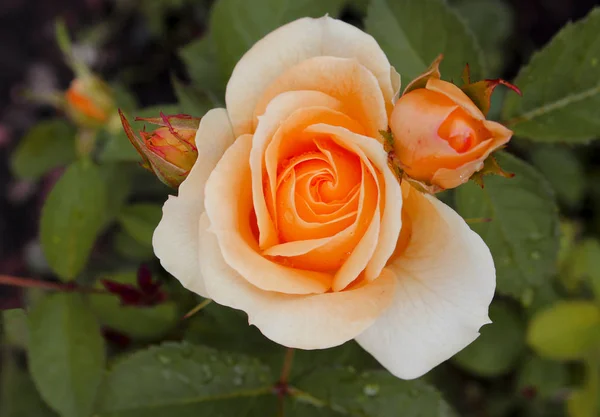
[390,56,519,190]
[65,75,115,129]
[119,111,200,188]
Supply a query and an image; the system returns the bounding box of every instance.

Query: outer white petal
[199,212,397,349]
[356,187,495,379]
[225,16,394,136]
[152,108,235,297]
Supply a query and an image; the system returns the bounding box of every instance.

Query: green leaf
[40,158,108,281]
[527,301,600,360]
[451,0,513,75]
[517,356,568,398]
[291,368,457,416]
[99,105,182,163]
[567,358,599,417]
[455,152,560,298]
[452,303,526,377]
[117,203,163,247]
[0,351,57,417]
[564,239,600,299]
[210,0,345,78]
[178,35,226,105]
[99,163,134,229]
[94,342,274,417]
[365,0,484,85]
[90,271,179,340]
[531,146,586,208]
[28,293,106,417]
[113,230,155,261]
[171,75,213,116]
[502,7,600,142]
[2,309,29,349]
[11,120,77,180]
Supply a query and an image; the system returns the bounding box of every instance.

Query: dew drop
[233,375,244,386]
[363,384,380,397]
[530,251,541,260]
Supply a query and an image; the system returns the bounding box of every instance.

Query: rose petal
[204,134,332,294]
[355,184,495,379]
[305,124,403,284]
[255,57,388,138]
[226,16,394,136]
[199,212,397,349]
[251,91,345,249]
[152,108,235,297]
[426,78,485,120]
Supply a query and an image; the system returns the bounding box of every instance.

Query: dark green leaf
[527,301,600,360]
[40,158,108,281]
[99,163,134,228]
[517,356,568,398]
[365,0,484,85]
[210,0,345,78]
[28,293,106,417]
[0,351,57,417]
[531,146,586,208]
[11,120,76,180]
[451,0,513,75]
[452,303,526,377]
[455,152,560,298]
[95,342,274,417]
[117,203,163,247]
[291,368,457,417]
[90,271,179,340]
[178,35,226,105]
[502,7,600,142]
[113,230,155,261]
[2,309,29,349]
[171,75,214,116]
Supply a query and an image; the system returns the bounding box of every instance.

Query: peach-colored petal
[306,124,403,284]
[204,134,332,294]
[254,57,388,138]
[199,212,397,349]
[426,78,485,120]
[430,120,512,189]
[152,108,234,297]
[355,184,495,379]
[251,91,344,249]
[226,16,394,136]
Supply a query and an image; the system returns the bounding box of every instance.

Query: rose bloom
[153,17,495,379]
[390,78,513,190]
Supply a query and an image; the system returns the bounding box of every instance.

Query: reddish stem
[0,274,108,294]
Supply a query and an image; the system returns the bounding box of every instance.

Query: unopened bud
[119,111,200,188]
[65,75,115,129]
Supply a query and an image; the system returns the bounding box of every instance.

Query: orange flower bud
[119,111,200,188]
[390,57,517,190]
[64,75,115,128]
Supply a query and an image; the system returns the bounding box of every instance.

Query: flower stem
[182,298,213,320]
[280,348,295,385]
[0,274,107,294]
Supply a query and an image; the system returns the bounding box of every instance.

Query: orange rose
[152,17,495,379]
[390,69,513,190]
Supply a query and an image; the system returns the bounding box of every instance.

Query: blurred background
[1,1,600,416]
